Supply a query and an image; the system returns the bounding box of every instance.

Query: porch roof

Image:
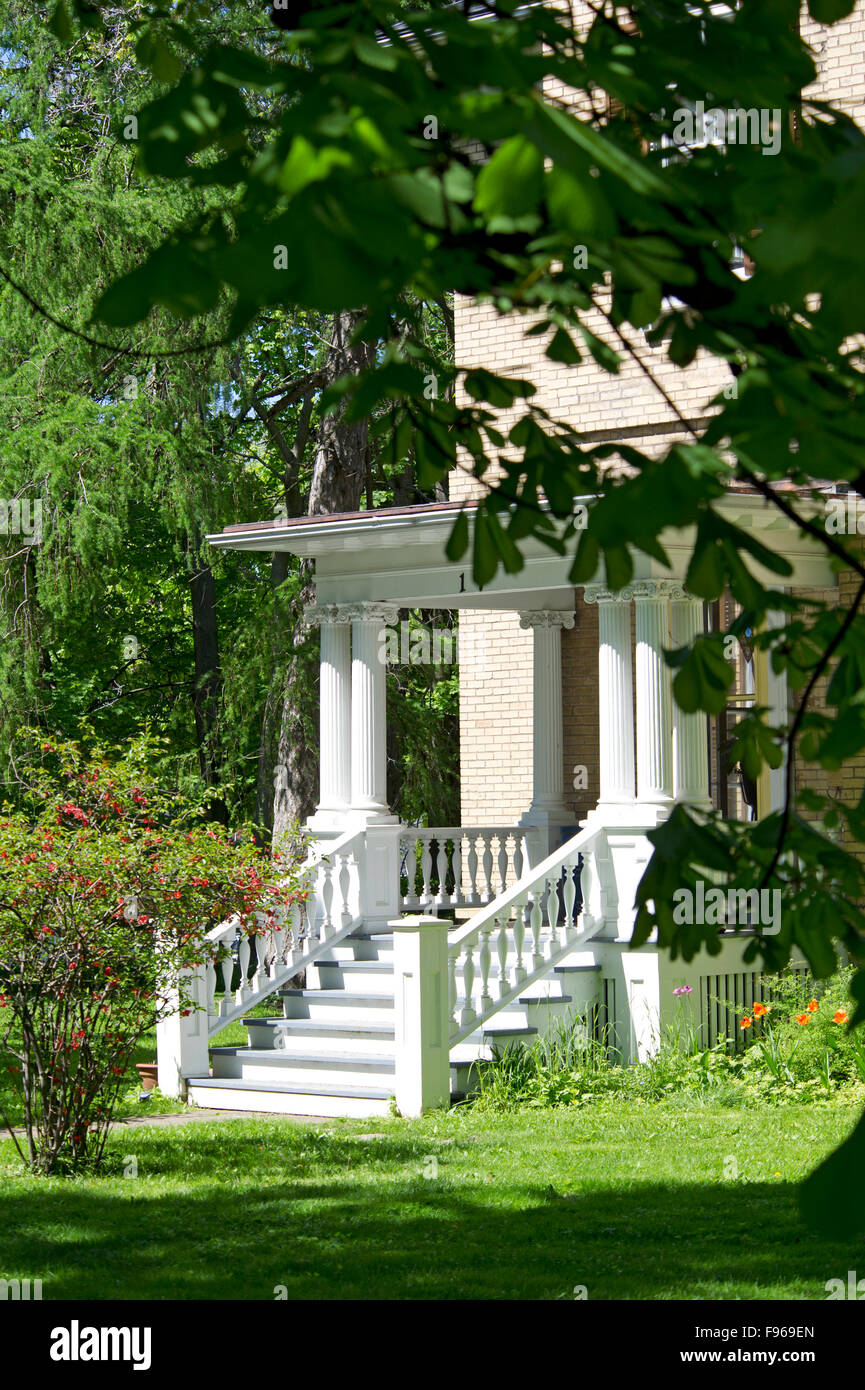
[207,490,836,611]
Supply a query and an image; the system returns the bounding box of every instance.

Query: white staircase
[186,924,601,1118]
[177,818,614,1118]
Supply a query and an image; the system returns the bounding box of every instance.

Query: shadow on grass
[0,1124,859,1300]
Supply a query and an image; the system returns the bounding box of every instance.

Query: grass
[0,1099,862,1300]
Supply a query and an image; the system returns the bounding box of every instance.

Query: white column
[519,610,575,817]
[633,581,675,806]
[305,605,351,823]
[345,601,399,817]
[584,588,635,805]
[671,594,711,807]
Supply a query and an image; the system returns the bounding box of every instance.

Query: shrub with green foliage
[0,732,305,1174]
[468,967,865,1113]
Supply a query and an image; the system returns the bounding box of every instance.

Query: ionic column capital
[340,601,400,626]
[304,603,344,629]
[630,580,688,602]
[585,580,690,604]
[583,585,628,605]
[519,610,576,631]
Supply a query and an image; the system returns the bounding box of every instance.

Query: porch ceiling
[207,492,836,610]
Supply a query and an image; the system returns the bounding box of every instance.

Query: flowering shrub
[0,732,307,1174]
[733,967,864,1097]
[469,968,865,1112]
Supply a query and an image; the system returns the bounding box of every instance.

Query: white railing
[446,822,613,1045]
[399,825,541,911]
[203,825,365,1038]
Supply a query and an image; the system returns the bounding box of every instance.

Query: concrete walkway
[1,1107,333,1140]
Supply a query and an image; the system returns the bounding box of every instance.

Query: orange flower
[807,999,819,1013]
[740,1016,752,1029]
[796,1013,810,1026]
[753,1002,767,1018]
[833,1010,849,1025]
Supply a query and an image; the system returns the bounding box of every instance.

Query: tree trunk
[271,311,375,850]
[186,529,227,824]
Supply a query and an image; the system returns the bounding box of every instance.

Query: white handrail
[203,825,366,1037]
[446,821,613,1044]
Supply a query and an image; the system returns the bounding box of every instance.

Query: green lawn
[1,1099,861,1300]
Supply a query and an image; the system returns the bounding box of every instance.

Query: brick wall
[454,3,861,832]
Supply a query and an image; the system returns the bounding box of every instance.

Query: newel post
[389,915,451,1117]
[156,965,209,1099]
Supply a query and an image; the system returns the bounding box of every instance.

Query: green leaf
[136,30,184,85]
[472,509,498,588]
[279,137,354,196]
[463,369,536,406]
[808,0,856,21]
[603,545,632,590]
[685,536,725,600]
[546,327,581,365]
[353,34,399,70]
[474,135,544,220]
[527,100,669,200]
[48,0,74,43]
[673,640,735,715]
[577,325,620,374]
[544,167,617,238]
[445,512,470,563]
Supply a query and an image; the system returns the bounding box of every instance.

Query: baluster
[254,921,270,990]
[420,834,433,906]
[563,859,577,943]
[529,889,544,969]
[434,839,448,906]
[512,833,524,883]
[449,838,462,907]
[448,951,458,1031]
[219,956,233,1016]
[478,926,493,1015]
[481,834,493,901]
[461,946,477,1027]
[237,934,251,1004]
[287,902,301,956]
[321,859,335,936]
[205,959,217,1026]
[496,833,508,895]
[578,854,593,935]
[401,836,418,908]
[512,895,527,982]
[496,920,510,1001]
[466,836,479,905]
[545,876,558,946]
[306,876,320,943]
[338,853,352,927]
